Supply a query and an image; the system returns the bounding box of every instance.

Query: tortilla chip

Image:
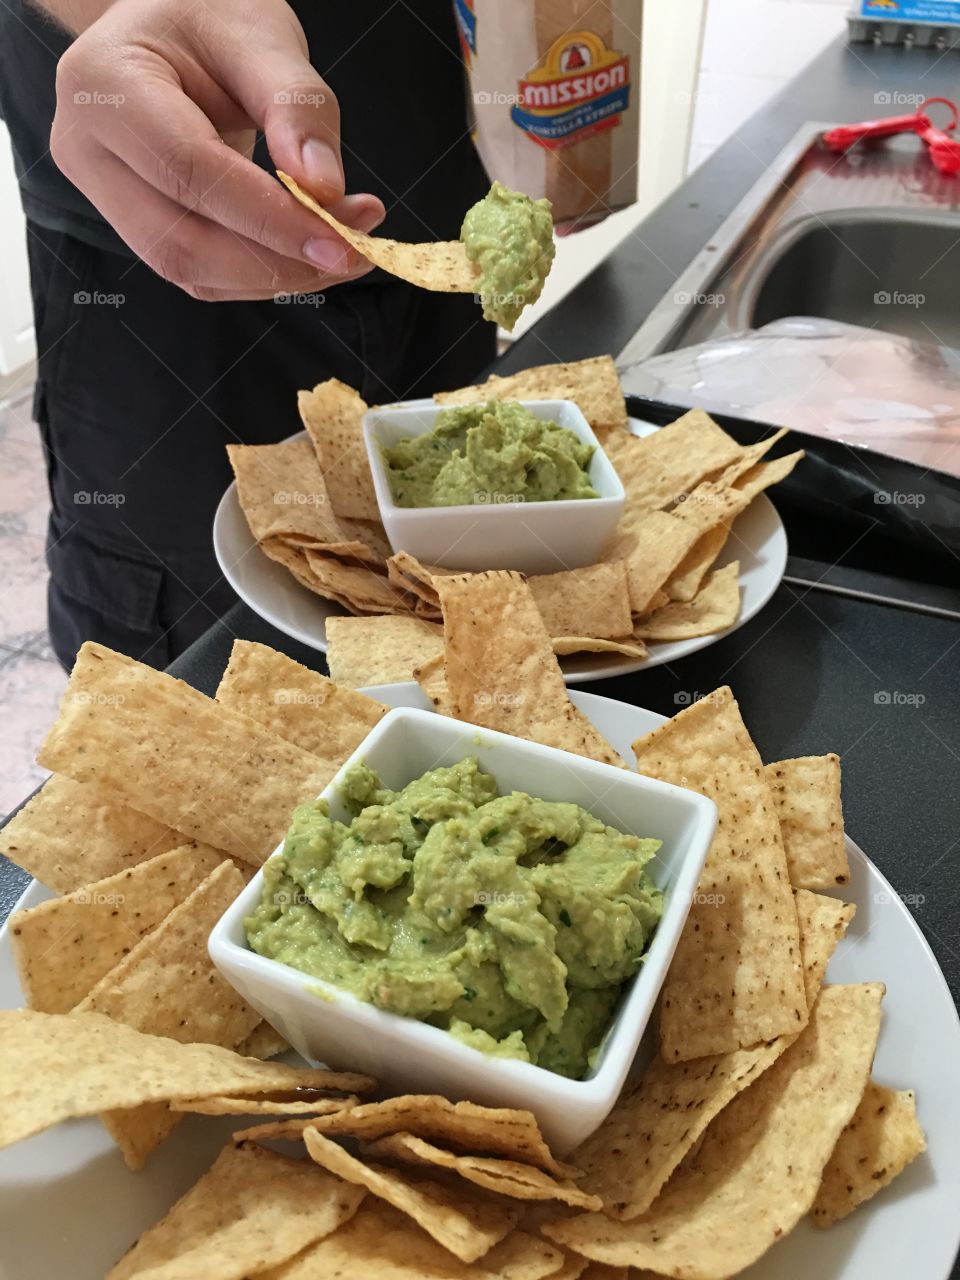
[712,429,789,487]
[0,1009,371,1151]
[364,1133,601,1210]
[794,889,855,1005]
[260,1199,563,1280]
[296,1095,575,1178]
[237,1022,290,1060]
[227,440,377,559]
[661,523,730,603]
[436,570,624,766]
[434,356,627,438]
[38,643,332,867]
[74,860,260,1167]
[572,887,855,1219]
[811,1081,926,1227]
[632,687,806,1061]
[326,615,444,687]
[603,486,745,617]
[303,1128,516,1263]
[171,1094,357,1117]
[765,754,849,889]
[545,984,885,1277]
[10,842,225,1014]
[413,653,456,715]
[303,551,417,615]
[106,1142,365,1280]
[260,536,326,594]
[733,449,804,501]
[0,774,184,894]
[385,550,450,609]
[279,172,477,292]
[76,861,255,1044]
[529,563,631,640]
[602,412,743,517]
[298,378,379,522]
[216,640,387,762]
[633,562,740,642]
[551,637,647,659]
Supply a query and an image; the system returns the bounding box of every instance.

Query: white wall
[0,123,35,377]
[687,0,848,172]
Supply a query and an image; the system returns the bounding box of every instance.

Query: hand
[50,0,385,300]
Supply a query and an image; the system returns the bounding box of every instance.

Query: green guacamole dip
[382,400,598,509]
[461,181,555,330]
[245,758,663,1079]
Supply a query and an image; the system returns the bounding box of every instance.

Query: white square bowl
[362,399,625,575]
[209,707,716,1154]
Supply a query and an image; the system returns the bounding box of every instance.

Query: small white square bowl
[209,707,716,1154]
[362,399,625,575]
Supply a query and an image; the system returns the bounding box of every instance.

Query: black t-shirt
[0,0,487,255]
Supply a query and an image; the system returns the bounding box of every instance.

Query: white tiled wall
[688,0,848,171]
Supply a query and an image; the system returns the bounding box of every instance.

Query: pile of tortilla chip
[1,642,927,1278]
[227,356,803,671]
[2,639,390,1166]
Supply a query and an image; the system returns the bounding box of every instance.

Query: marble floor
[0,380,65,819]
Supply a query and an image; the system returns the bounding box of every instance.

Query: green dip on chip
[382,400,598,508]
[245,758,663,1079]
[461,181,555,330]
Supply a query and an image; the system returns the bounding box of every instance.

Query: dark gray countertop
[2,39,958,1003]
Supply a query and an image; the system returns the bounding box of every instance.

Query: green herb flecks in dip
[382,400,598,508]
[245,758,663,1080]
[461,181,555,330]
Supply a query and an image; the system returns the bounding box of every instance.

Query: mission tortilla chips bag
[459,0,643,225]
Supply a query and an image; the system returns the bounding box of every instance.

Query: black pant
[27,223,495,671]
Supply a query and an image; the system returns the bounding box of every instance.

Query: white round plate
[213,412,788,684]
[0,689,956,1280]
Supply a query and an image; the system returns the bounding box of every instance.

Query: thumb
[197,23,345,200]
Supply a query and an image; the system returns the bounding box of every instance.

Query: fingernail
[300,138,341,192]
[304,237,350,273]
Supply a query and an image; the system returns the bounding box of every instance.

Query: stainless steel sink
[617,122,960,375]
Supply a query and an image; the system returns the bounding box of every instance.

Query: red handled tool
[823,97,960,176]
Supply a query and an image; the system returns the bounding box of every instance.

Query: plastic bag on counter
[456,0,642,224]
[618,317,960,477]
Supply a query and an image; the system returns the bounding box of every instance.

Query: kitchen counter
[2,37,958,1011]
[500,36,960,372]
